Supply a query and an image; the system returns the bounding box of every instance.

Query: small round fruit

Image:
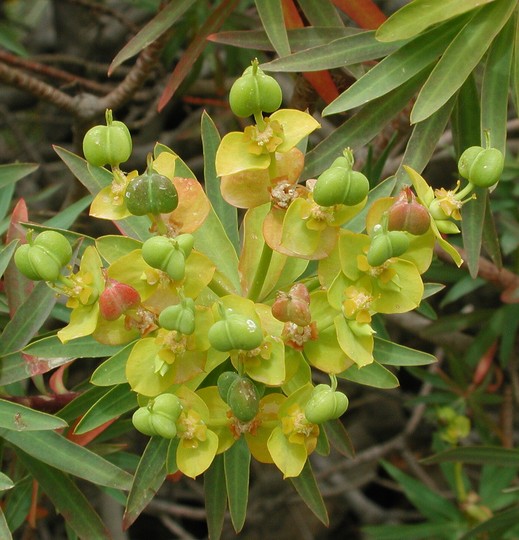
[227,377,260,422]
[82,109,132,167]
[208,314,263,352]
[125,172,178,216]
[229,62,282,118]
[217,371,240,403]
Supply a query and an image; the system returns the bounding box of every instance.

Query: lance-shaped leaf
[123,437,169,529]
[411,0,517,124]
[1,429,133,490]
[324,19,463,116]
[109,0,193,74]
[306,69,429,177]
[255,0,290,56]
[262,30,403,72]
[74,384,136,435]
[204,454,226,540]
[0,281,56,356]
[201,111,239,253]
[0,399,67,431]
[289,460,329,526]
[224,437,251,533]
[17,451,111,539]
[376,0,496,42]
[0,163,38,189]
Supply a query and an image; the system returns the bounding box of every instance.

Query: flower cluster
[14,67,503,483]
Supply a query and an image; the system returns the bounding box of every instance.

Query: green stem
[253,111,266,131]
[454,461,467,503]
[455,181,475,201]
[149,214,168,236]
[57,274,76,289]
[329,374,338,392]
[247,242,273,302]
[207,277,235,297]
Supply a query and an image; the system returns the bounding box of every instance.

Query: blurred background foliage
[0,0,519,538]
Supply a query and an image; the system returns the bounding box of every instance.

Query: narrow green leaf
[201,111,239,253]
[56,385,109,424]
[411,0,517,124]
[0,240,18,279]
[209,27,358,51]
[262,30,403,72]
[364,521,465,540]
[90,341,135,386]
[393,95,456,192]
[382,460,464,522]
[0,163,38,189]
[460,505,519,539]
[339,361,400,388]
[451,75,481,157]
[439,276,485,308]
[255,0,290,56]
[74,384,136,435]
[289,460,329,526]
[44,195,93,230]
[193,207,241,294]
[1,429,133,490]
[0,398,67,431]
[422,446,519,467]
[3,476,31,534]
[17,452,111,540]
[23,335,123,359]
[0,508,12,540]
[0,281,56,356]
[123,437,169,529]
[297,0,343,26]
[324,20,462,116]
[513,12,519,115]
[224,438,250,533]
[375,0,496,42]
[0,472,13,492]
[0,183,15,224]
[481,192,503,269]
[53,146,151,241]
[0,351,72,386]
[374,337,436,366]
[204,454,227,540]
[481,14,514,154]
[323,419,354,458]
[109,0,193,74]
[306,70,429,178]
[96,235,142,264]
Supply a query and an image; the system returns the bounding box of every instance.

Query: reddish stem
[282,0,340,104]
[332,0,387,29]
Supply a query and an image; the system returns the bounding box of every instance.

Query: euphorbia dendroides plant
[13,60,504,535]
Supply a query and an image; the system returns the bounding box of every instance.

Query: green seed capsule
[125,171,178,216]
[217,371,240,403]
[304,384,349,424]
[159,298,196,335]
[227,377,260,422]
[132,407,155,436]
[208,314,263,352]
[229,62,282,118]
[141,236,186,281]
[82,109,132,167]
[367,230,409,267]
[14,230,72,282]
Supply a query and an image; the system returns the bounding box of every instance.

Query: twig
[434,243,519,302]
[0,61,77,114]
[0,50,109,94]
